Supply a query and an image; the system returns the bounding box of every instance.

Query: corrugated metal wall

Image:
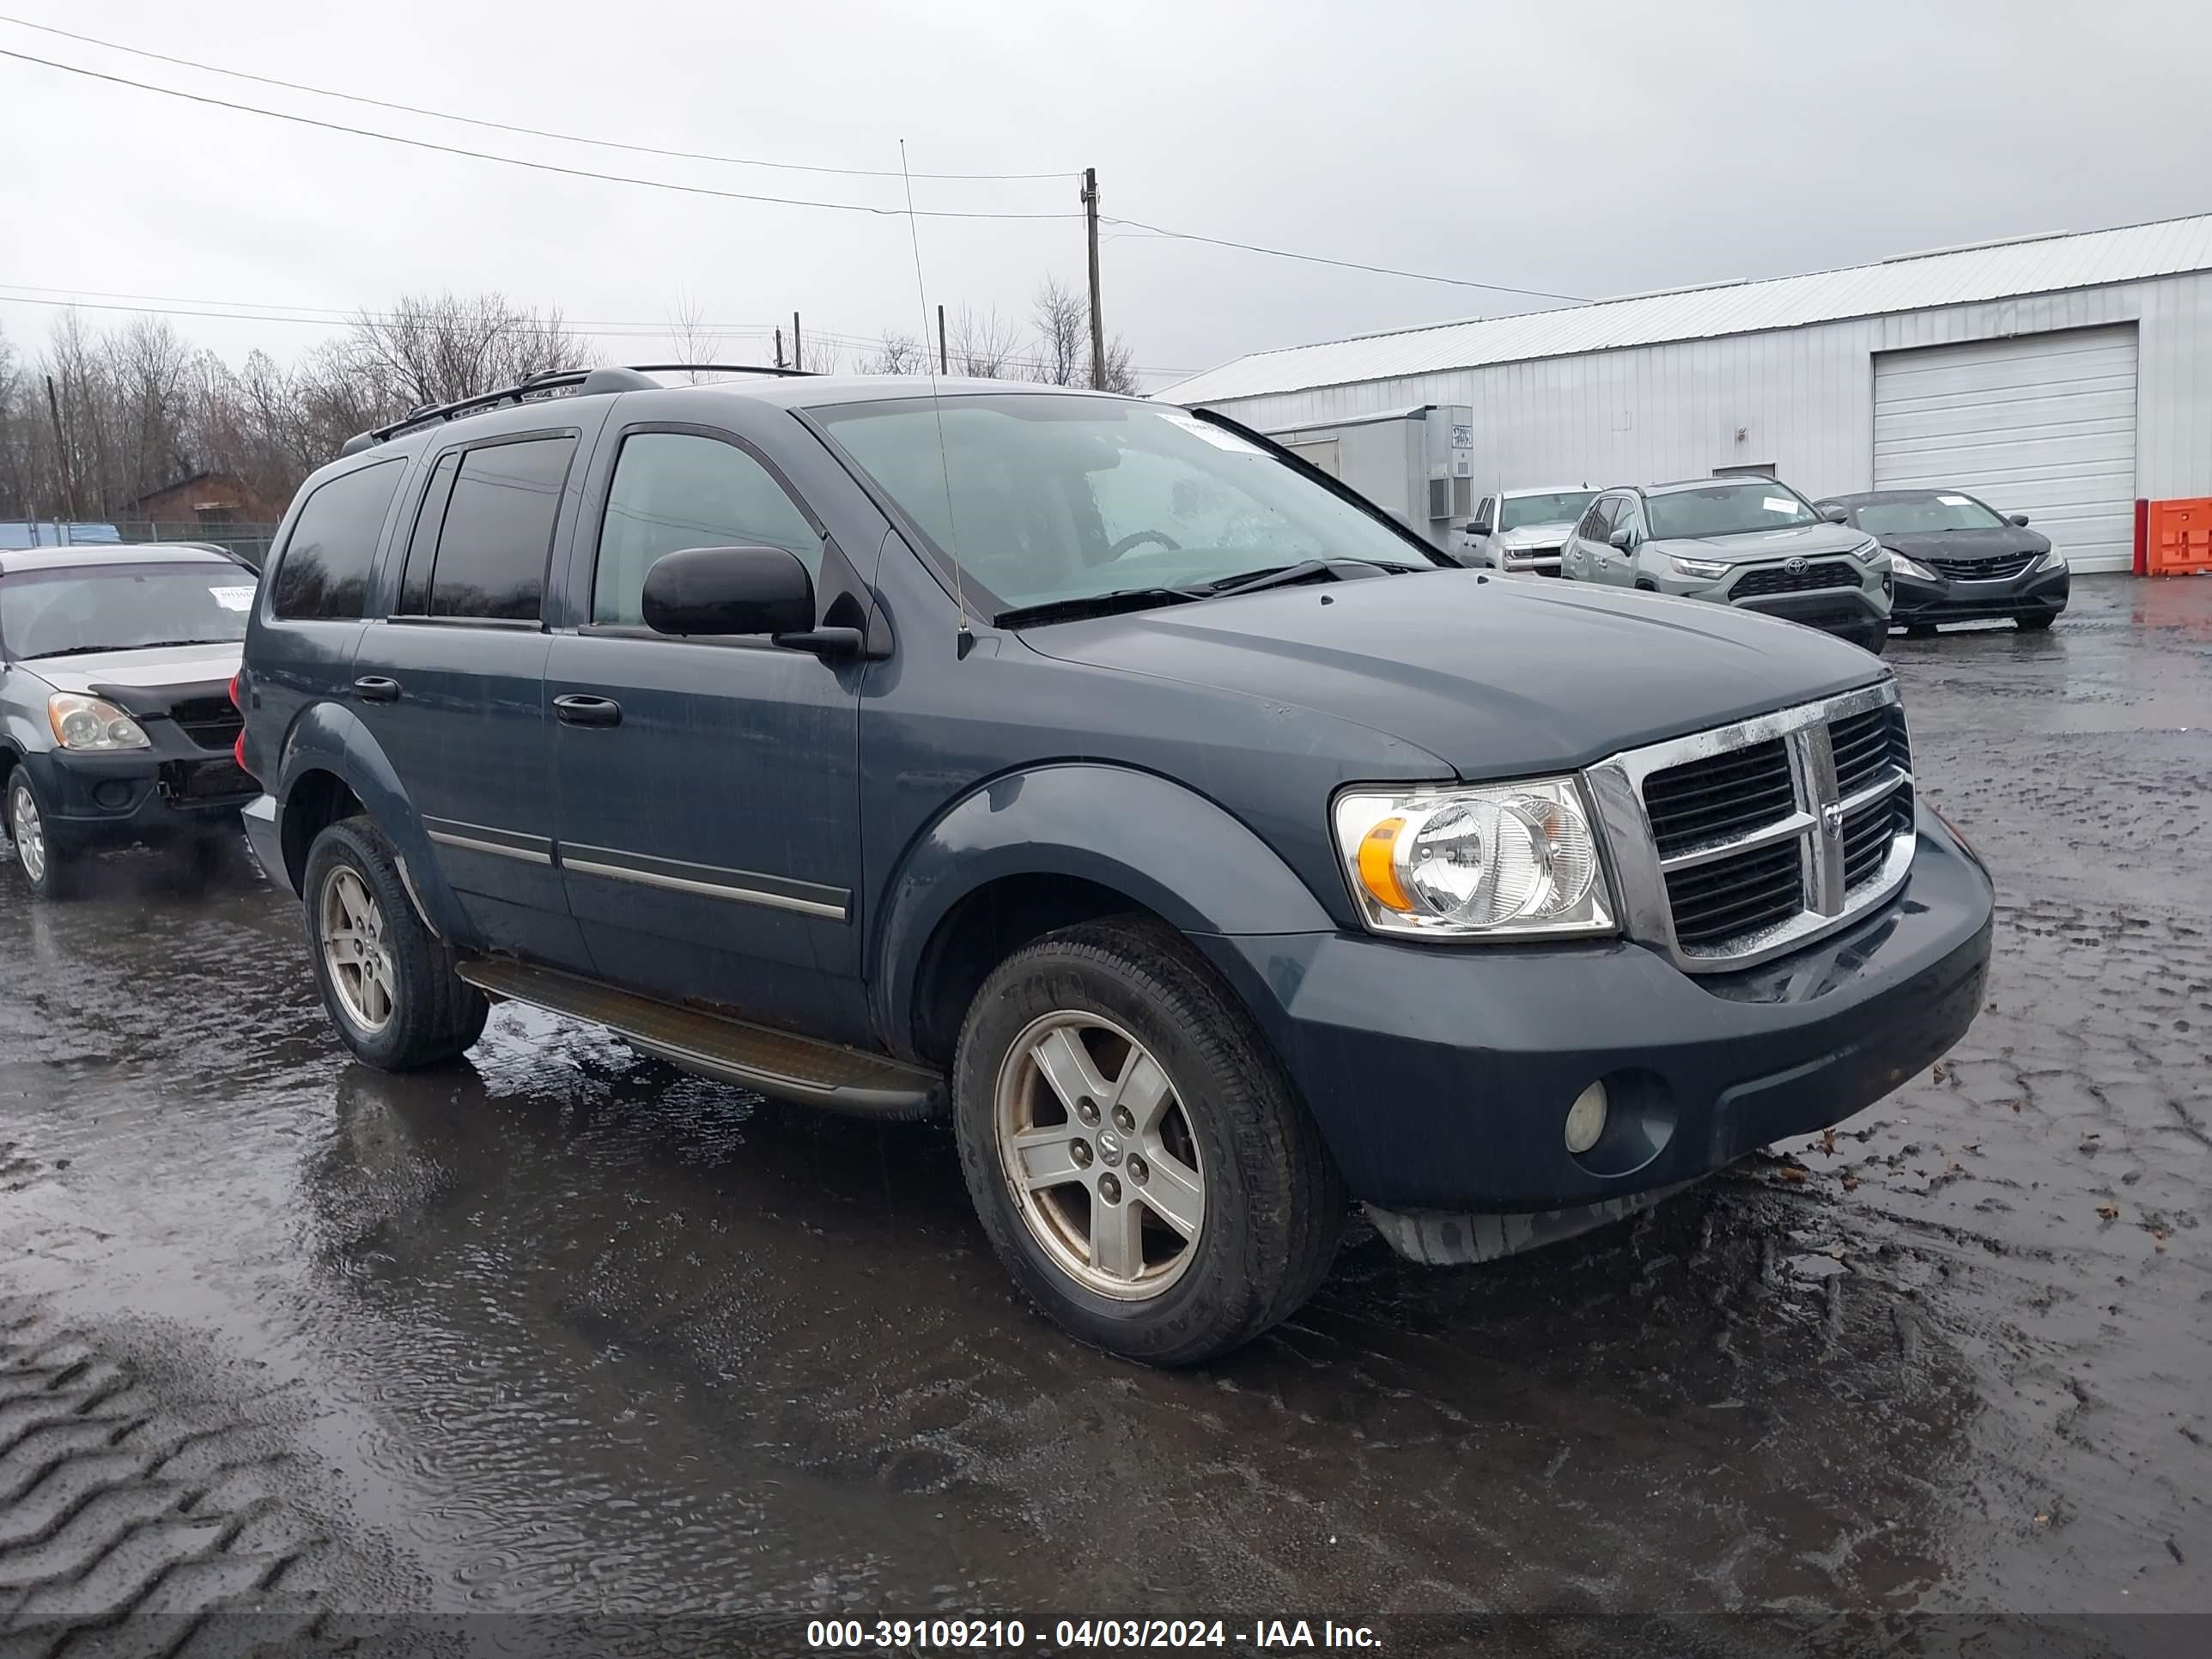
[1185,271,2212,512]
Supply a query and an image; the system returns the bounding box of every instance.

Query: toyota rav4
[239,368,1993,1364]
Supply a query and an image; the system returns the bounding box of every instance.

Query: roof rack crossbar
[341,362,817,455]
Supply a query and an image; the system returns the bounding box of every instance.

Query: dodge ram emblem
[1820,799,1845,836]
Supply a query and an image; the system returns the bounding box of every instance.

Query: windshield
[1853,495,2006,534]
[1645,481,1821,540]
[812,394,1434,616]
[1499,490,1596,532]
[0,562,253,660]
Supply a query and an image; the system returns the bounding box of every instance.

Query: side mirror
[1466,521,1492,537]
[1820,504,1849,524]
[2008,513,2030,527]
[642,545,814,638]
[1607,526,1635,550]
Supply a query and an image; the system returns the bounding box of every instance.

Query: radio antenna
[898,139,973,659]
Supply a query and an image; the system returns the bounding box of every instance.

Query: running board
[457,958,944,1119]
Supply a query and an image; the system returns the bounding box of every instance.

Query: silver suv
[1559,477,1892,653]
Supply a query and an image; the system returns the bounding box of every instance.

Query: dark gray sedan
[0,544,255,896]
[1818,489,2069,635]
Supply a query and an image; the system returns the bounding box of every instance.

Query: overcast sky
[3,0,2208,392]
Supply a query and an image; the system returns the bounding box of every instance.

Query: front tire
[2016,612,2057,632]
[303,816,487,1070]
[7,771,80,899]
[953,917,1343,1365]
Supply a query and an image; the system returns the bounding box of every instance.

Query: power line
[0,289,1200,376]
[0,47,1082,222]
[0,14,1071,183]
[1103,216,1587,301]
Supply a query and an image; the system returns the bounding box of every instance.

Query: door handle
[553,694,623,728]
[353,676,400,703]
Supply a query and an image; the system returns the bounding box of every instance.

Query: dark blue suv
[240,367,1994,1363]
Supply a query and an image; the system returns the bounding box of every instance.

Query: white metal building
[1163,215,2212,572]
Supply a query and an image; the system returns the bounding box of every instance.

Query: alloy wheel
[9,783,46,886]
[319,865,395,1034]
[994,1011,1206,1300]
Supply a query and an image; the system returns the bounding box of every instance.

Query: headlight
[1888,552,1937,581]
[1668,555,1729,580]
[1851,538,1888,565]
[1333,779,1614,940]
[47,694,149,751]
[2036,548,2068,573]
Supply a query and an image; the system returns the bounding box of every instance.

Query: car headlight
[2036,549,2068,573]
[1668,555,1729,580]
[1333,779,1614,940]
[1851,538,1888,565]
[1888,551,1937,581]
[47,694,149,751]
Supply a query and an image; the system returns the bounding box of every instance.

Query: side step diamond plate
[458,957,943,1119]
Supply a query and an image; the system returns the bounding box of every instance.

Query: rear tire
[953,916,1344,1365]
[7,771,81,900]
[2016,612,2057,632]
[1905,623,1938,639]
[303,816,487,1070]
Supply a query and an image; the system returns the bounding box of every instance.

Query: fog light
[1564,1080,1608,1155]
[92,780,134,811]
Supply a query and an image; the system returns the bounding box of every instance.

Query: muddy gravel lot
[1,574,2206,1656]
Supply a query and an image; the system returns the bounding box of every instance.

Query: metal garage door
[1873,326,2138,572]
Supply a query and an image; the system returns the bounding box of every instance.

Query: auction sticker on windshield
[210,585,255,611]
[1762,497,1797,515]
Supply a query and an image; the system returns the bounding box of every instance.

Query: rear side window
[592,432,817,626]
[397,451,461,617]
[425,436,576,622]
[270,459,404,620]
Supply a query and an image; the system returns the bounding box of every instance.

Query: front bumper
[1194,805,1992,1217]
[1729,585,1889,649]
[1892,563,2069,626]
[21,738,255,849]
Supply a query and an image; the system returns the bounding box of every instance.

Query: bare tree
[665,292,725,381]
[1031,277,1087,386]
[1100,336,1141,395]
[947,306,1020,379]
[340,292,586,412]
[861,331,928,375]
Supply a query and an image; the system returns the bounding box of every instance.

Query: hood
[1650,521,1872,564]
[20,641,242,697]
[1018,570,1887,777]
[1498,523,1576,549]
[1874,526,2051,561]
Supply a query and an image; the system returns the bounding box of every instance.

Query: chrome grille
[1925,550,2037,581]
[1587,683,1916,972]
[1642,738,1795,859]
[1730,560,1860,598]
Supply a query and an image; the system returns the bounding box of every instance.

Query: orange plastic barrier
[2146,497,2212,576]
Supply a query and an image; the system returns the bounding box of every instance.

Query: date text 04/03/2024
[804,1619,1381,1650]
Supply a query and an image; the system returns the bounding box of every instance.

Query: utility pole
[774,326,784,370]
[1081,167,1105,389]
[937,303,948,374]
[792,312,803,374]
[45,374,77,521]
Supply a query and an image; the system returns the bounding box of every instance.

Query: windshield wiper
[1202,557,1412,597]
[994,587,1206,628]
[21,639,230,660]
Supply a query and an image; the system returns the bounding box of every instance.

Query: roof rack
[338,362,811,456]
